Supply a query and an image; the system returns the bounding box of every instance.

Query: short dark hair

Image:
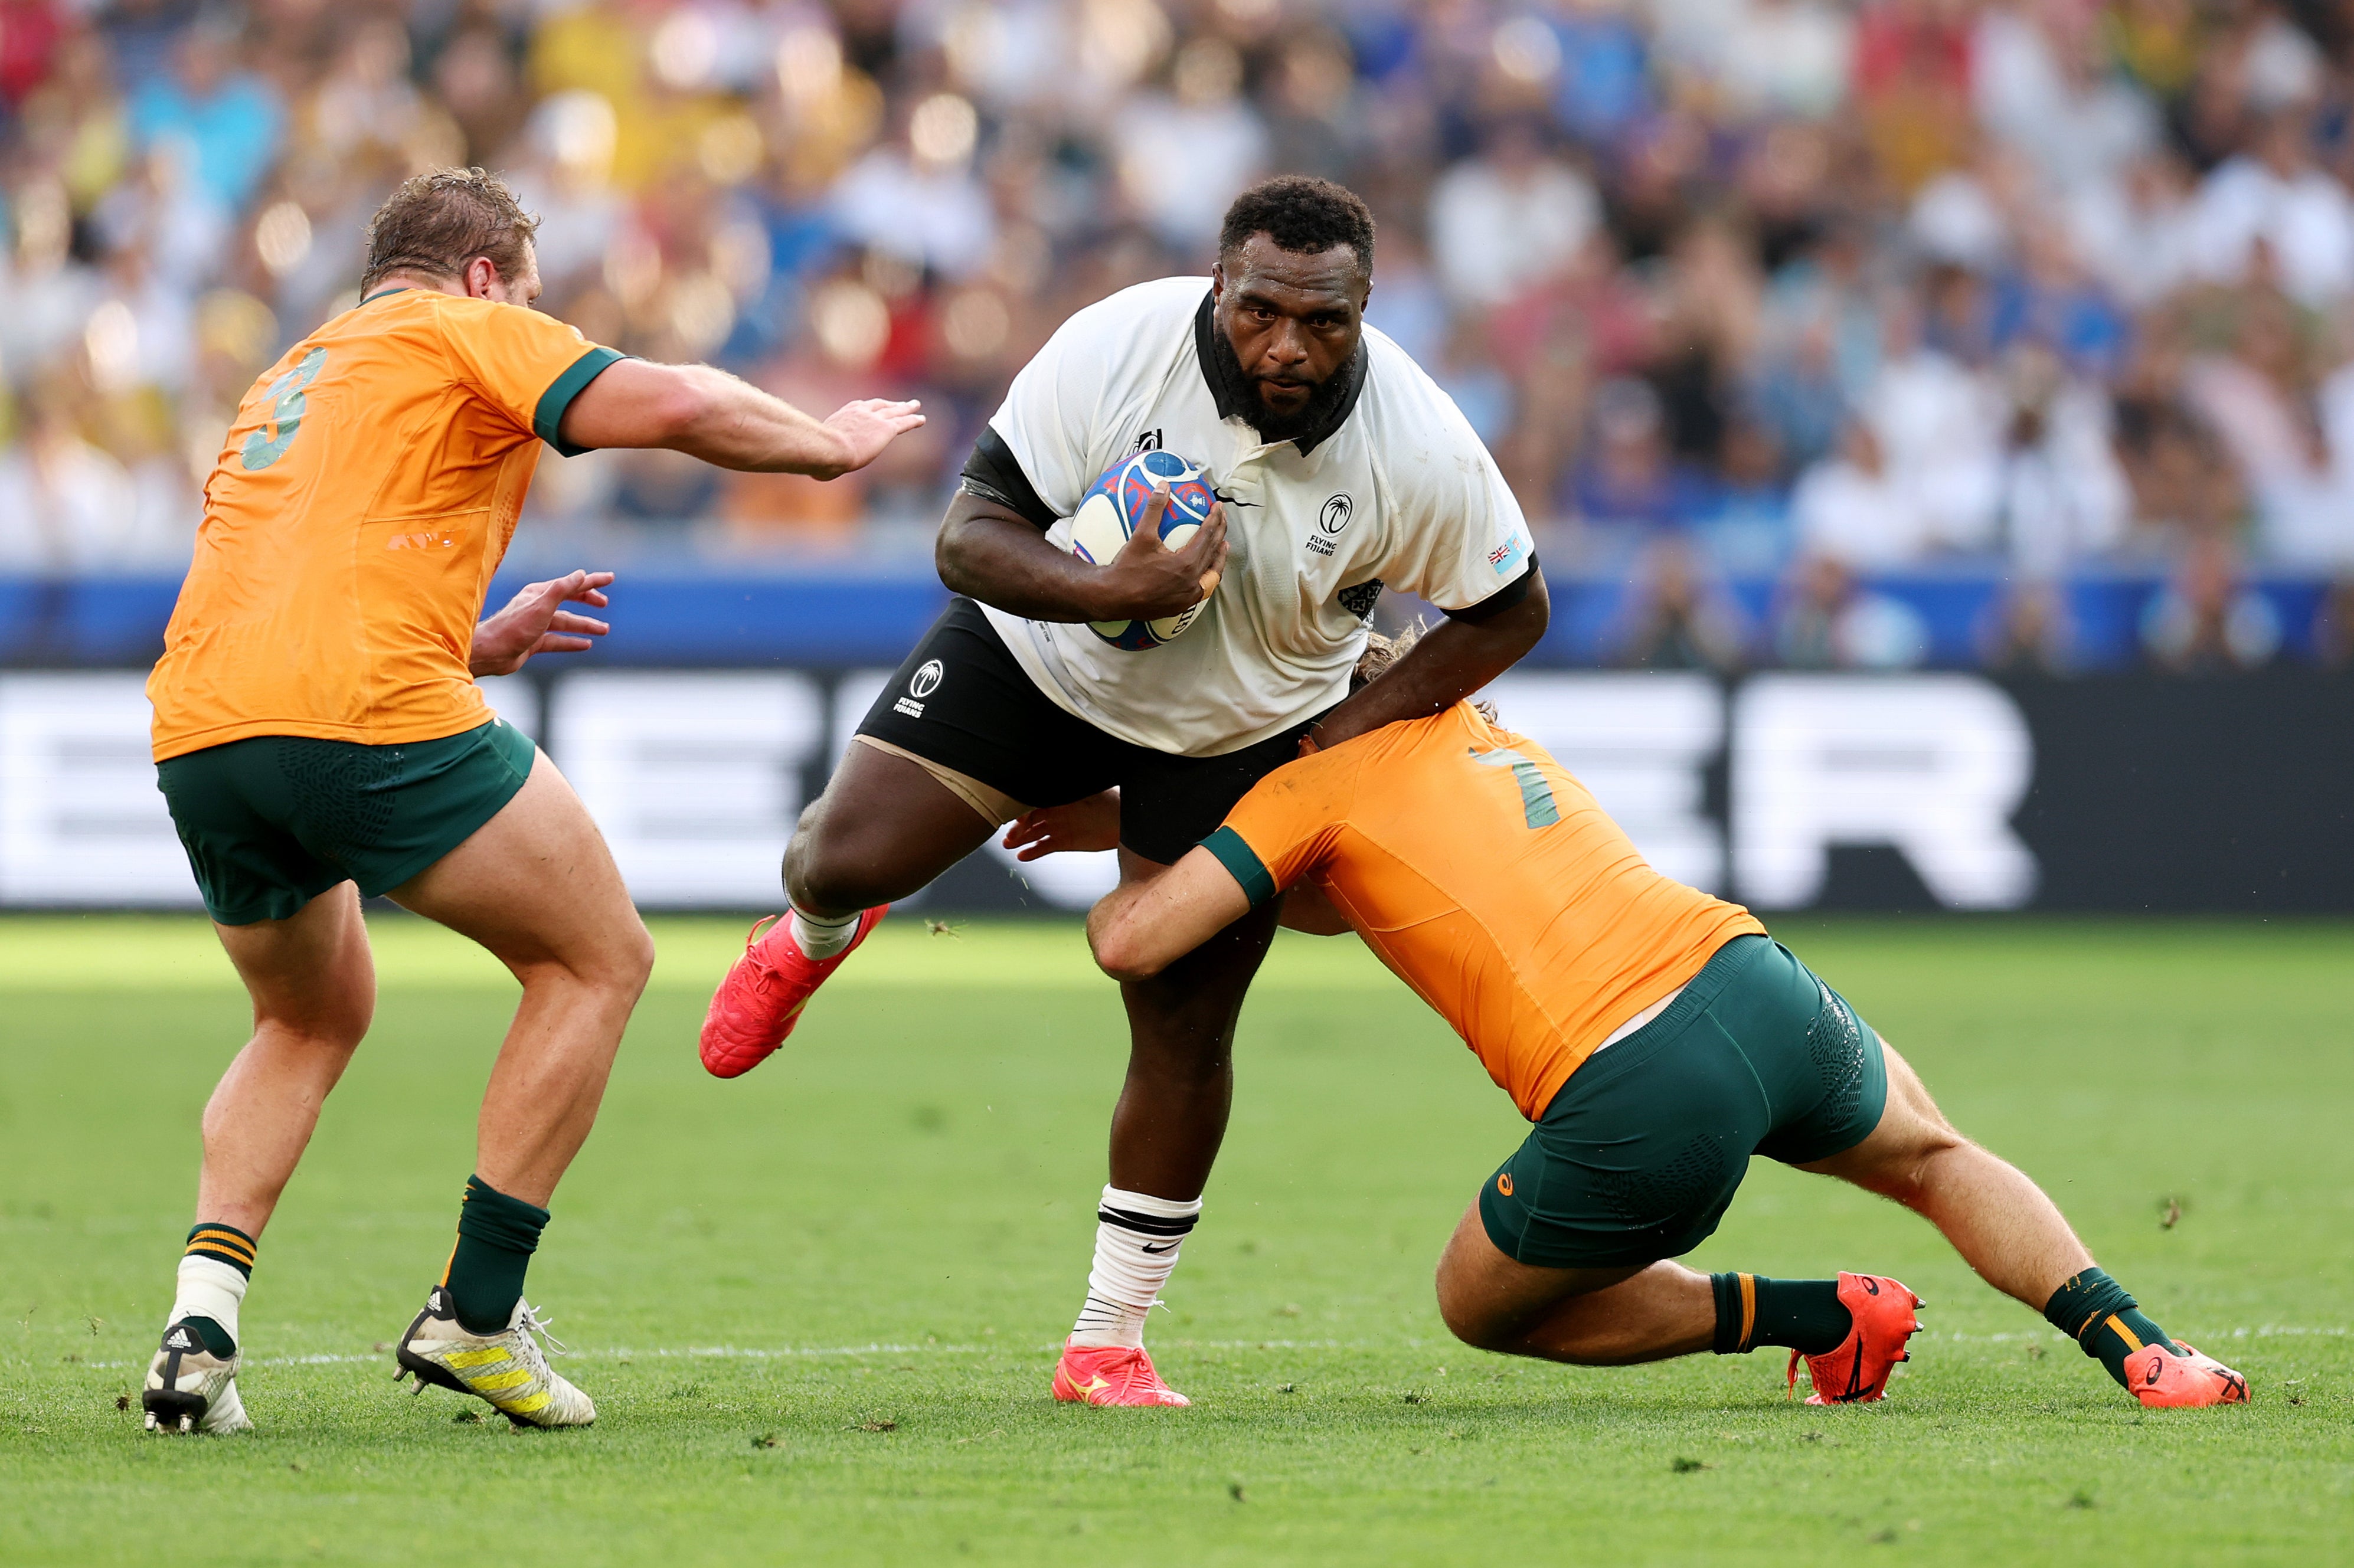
[361,168,539,293]
[1218,175,1375,277]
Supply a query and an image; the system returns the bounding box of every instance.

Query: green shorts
[155,719,537,926]
[1479,934,1888,1270]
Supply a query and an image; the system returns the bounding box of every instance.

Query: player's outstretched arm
[937,481,1227,623]
[1087,849,1252,983]
[1306,567,1551,752]
[557,359,923,478]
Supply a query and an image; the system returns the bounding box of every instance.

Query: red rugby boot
[1051,1340,1191,1407]
[1789,1272,1924,1405]
[2123,1341,2249,1408]
[699,907,885,1079]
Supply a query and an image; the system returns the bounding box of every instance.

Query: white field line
[86,1338,1353,1371]
[80,1324,2350,1373]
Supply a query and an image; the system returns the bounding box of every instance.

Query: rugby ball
[1067,449,1218,649]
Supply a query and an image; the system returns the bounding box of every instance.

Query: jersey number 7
[1473,747,1561,830]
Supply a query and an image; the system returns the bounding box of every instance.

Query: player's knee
[257,994,371,1056]
[1432,1254,1516,1351]
[783,813,887,915]
[1856,1117,1970,1208]
[1436,1287,1510,1351]
[609,916,656,996]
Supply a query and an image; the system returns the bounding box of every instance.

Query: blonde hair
[1351,619,1500,722]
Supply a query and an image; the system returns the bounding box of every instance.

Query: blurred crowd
[10,0,2354,672]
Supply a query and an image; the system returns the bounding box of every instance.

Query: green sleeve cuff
[534,346,626,456]
[1201,826,1276,907]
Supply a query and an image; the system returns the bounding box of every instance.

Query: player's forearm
[558,361,862,477]
[660,367,855,477]
[936,498,1130,621]
[1088,849,1253,980]
[1314,571,1550,749]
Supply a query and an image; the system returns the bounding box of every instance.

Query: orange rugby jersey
[1207,702,1766,1119]
[147,289,622,761]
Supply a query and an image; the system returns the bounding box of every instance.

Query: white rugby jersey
[962,276,1535,757]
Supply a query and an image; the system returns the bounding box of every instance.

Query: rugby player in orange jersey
[1065,633,2247,1410]
[138,168,923,1435]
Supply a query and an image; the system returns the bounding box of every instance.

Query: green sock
[2043,1268,2180,1387]
[1711,1272,1852,1355]
[443,1175,549,1335]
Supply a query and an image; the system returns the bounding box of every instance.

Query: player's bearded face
[1212,324,1358,443]
[1213,240,1367,444]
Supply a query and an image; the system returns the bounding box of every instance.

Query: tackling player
[1081,632,2250,1410]
[701,177,1549,1407]
[139,168,921,1433]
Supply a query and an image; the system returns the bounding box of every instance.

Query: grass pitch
[2,915,2349,1566]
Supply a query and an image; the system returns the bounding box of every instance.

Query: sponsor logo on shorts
[1496,1173,1514,1197]
[895,659,943,718]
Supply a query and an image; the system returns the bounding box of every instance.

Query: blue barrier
[0,568,2332,670]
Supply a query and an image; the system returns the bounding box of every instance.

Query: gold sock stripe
[1738,1274,1758,1354]
[185,1229,256,1266]
[2105,1312,2144,1353]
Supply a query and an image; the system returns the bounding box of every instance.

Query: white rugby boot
[393,1287,596,1428]
[142,1320,252,1433]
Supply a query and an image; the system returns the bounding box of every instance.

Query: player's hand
[813,399,925,479]
[1001,790,1122,860]
[1100,485,1228,619]
[470,569,613,676]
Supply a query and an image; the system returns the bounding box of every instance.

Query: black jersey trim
[959,425,1060,531]
[1443,552,1540,625]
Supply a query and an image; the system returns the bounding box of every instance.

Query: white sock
[788,905,862,960]
[1068,1185,1201,1350]
[168,1255,249,1352]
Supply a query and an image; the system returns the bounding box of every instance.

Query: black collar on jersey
[1194,287,1368,457]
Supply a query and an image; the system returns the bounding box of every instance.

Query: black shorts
[855,598,1327,865]
[1478,935,1891,1269]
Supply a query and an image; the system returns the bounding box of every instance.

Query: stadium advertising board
[3,669,2347,912]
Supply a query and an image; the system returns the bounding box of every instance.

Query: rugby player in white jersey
[701,177,1549,1405]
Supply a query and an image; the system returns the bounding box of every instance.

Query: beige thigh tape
[853,734,1026,827]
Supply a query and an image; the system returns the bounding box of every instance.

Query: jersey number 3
[1473,748,1561,830]
[240,347,328,472]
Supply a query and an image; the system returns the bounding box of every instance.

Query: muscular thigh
[792,741,1002,909]
[387,748,646,977]
[211,880,376,1040]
